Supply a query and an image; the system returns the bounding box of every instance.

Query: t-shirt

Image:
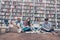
[15,20,24,28]
[32,21,40,27]
[42,22,52,31]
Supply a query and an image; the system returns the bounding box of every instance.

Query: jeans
[41,28,54,32]
[22,27,31,32]
[32,27,40,31]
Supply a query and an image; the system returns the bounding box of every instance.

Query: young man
[12,17,24,33]
[41,18,57,35]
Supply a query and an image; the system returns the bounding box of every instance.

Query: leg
[41,28,48,32]
[50,29,58,35]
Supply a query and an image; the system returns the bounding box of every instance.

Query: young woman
[23,17,32,32]
[32,18,41,33]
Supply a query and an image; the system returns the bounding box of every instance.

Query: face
[27,17,30,21]
[45,21,48,24]
[17,18,21,22]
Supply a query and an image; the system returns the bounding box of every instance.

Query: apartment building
[0,0,60,29]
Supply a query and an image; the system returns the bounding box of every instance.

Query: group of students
[4,17,57,35]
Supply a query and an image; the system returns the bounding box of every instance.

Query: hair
[45,18,48,21]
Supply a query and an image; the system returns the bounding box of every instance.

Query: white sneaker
[36,31,40,34]
[17,29,22,33]
[31,31,36,33]
[25,32,31,33]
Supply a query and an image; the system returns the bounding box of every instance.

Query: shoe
[17,29,22,33]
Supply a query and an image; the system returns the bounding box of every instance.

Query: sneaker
[31,31,36,33]
[36,31,40,34]
[17,29,22,33]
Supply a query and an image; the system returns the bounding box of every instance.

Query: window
[42,0,46,3]
[38,0,42,2]
[28,0,33,2]
[23,0,33,2]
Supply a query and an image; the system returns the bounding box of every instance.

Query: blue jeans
[22,27,31,32]
[32,27,40,31]
[41,28,54,32]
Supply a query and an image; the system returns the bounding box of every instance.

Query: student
[32,18,41,33]
[4,16,9,26]
[23,18,32,32]
[41,18,57,35]
[12,17,24,33]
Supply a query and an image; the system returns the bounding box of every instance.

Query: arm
[41,23,48,30]
[50,23,54,29]
[11,21,21,29]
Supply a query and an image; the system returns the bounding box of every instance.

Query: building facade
[0,0,60,29]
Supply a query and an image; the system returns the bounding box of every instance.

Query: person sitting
[23,18,32,32]
[32,18,41,33]
[12,17,24,33]
[12,17,31,33]
[41,18,57,35]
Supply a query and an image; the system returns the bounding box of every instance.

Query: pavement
[0,32,60,40]
[0,26,60,40]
